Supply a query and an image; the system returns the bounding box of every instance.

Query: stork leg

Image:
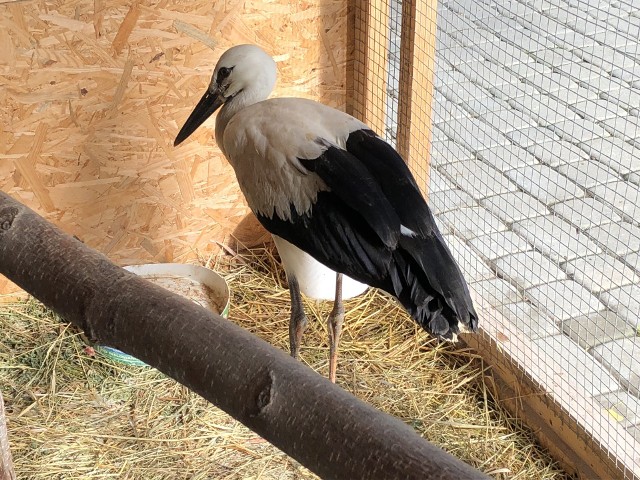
[288,275,308,360]
[328,273,345,383]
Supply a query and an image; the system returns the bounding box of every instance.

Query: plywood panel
[0,0,349,297]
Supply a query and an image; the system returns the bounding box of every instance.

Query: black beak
[174,88,225,147]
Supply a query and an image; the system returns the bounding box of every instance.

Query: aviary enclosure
[1,0,640,478]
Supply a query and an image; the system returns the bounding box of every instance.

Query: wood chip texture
[0,0,349,296]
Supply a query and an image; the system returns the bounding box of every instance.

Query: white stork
[174,44,478,382]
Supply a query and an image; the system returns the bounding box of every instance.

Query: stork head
[174,44,277,146]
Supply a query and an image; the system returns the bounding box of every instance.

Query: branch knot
[0,207,18,233]
[251,370,274,417]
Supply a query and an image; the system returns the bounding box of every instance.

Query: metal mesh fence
[358,0,640,477]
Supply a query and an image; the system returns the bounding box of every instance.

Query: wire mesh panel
[352,0,437,195]
[436,0,640,477]
[357,0,640,478]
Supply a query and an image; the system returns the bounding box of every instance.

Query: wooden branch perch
[0,191,489,480]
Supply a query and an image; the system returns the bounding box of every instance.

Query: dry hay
[0,247,571,479]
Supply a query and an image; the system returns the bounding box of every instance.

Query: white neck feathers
[214,64,276,156]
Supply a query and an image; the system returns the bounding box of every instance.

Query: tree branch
[0,191,488,480]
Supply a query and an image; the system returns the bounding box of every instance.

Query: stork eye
[217,67,232,82]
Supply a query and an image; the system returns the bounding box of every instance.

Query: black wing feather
[300,146,400,249]
[258,190,393,286]
[258,130,478,339]
[346,130,437,237]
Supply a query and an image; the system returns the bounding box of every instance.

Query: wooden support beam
[350,0,389,135]
[397,0,438,196]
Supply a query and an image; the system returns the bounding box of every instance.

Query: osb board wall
[0,0,349,297]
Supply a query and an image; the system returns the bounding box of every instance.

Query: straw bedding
[0,246,570,479]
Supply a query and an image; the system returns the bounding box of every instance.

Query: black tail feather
[384,233,478,340]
